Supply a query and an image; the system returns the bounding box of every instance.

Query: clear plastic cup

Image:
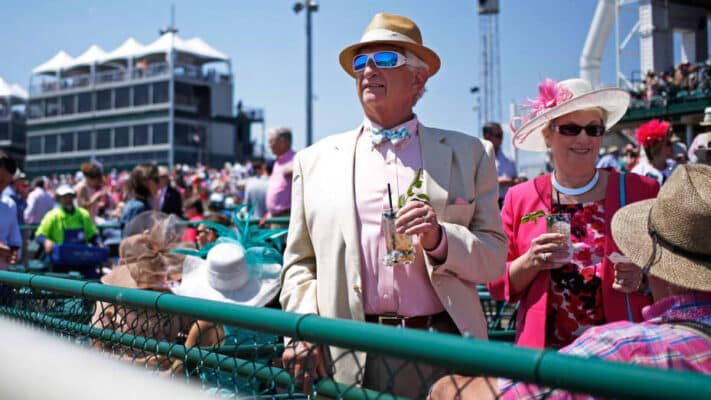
[546,213,573,263]
[382,207,415,266]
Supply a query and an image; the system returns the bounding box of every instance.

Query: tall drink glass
[382,207,415,266]
[546,213,573,263]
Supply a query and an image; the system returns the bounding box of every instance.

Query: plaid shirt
[500,293,711,399]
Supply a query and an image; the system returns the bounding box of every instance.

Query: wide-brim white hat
[512,78,630,152]
[173,243,281,307]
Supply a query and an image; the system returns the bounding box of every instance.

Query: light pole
[470,86,481,137]
[293,0,318,147]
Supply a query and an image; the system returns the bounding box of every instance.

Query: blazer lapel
[419,124,452,215]
[334,129,363,282]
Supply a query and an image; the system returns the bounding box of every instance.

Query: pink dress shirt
[266,149,295,215]
[355,116,446,317]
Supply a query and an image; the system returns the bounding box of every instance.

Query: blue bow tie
[371,127,412,146]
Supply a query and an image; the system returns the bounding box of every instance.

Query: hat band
[360,29,418,46]
[648,213,711,263]
[207,265,249,292]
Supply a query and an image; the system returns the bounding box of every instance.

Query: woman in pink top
[181,196,204,244]
[487,78,659,349]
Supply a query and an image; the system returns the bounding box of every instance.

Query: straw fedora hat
[339,13,440,78]
[173,242,281,307]
[512,78,630,152]
[611,165,711,292]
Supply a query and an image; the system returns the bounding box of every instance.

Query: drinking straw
[387,183,394,210]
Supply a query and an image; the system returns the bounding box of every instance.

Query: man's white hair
[404,49,429,106]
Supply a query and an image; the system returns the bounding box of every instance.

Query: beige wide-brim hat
[512,79,631,152]
[612,165,711,292]
[173,242,281,307]
[103,213,187,290]
[339,13,440,78]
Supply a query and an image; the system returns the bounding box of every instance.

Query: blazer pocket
[442,203,476,227]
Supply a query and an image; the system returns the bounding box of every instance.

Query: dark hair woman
[120,164,160,226]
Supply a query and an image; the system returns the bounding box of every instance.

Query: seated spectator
[92,215,203,369]
[631,119,675,185]
[196,213,232,249]
[430,164,711,399]
[181,196,204,244]
[35,185,102,277]
[595,145,620,170]
[75,162,111,223]
[121,164,160,227]
[621,144,639,172]
[171,242,281,372]
[689,107,711,163]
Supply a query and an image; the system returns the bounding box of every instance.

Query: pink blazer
[487,169,659,348]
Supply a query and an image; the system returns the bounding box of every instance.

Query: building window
[78,92,92,113]
[96,128,111,149]
[152,81,169,104]
[0,124,7,141]
[29,137,42,154]
[28,100,43,119]
[133,125,149,146]
[77,130,92,151]
[134,84,149,106]
[44,134,58,153]
[60,95,76,115]
[96,89,112,111]
[115,87,130,108]
[45,98,59,117]
[174,123,206,146]
[60,132,74,152]
[114,126,130,148]
[152,122,168,144]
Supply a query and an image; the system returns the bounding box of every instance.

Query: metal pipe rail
[1,271,710,399]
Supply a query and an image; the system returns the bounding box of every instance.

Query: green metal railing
[0,271,709,399]
[18,216,291,233]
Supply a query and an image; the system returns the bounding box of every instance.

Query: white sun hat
[512,78,631,152]
[173,242,281,307]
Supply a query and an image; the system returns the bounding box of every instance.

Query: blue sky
[0,1,663,170]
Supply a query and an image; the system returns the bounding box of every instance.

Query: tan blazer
[280,123,508,385]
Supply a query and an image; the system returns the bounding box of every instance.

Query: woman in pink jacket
[488,78,659,349]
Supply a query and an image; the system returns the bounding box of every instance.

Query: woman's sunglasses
[353,51,408,73]
[552,124,606,137]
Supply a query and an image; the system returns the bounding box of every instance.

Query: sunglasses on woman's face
[352,51,408,73]
[552,124,606,137]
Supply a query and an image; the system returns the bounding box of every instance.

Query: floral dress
[546,200,607,349]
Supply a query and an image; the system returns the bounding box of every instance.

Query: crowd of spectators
[629,60,711,108]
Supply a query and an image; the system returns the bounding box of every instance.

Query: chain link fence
[0,271,708,400]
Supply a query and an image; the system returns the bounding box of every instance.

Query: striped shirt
[500,293,711,399]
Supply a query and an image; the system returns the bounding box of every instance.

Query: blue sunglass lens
[353,54,368,72]
[373,51,398,67]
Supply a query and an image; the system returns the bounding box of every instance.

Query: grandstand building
[0,77,27,167]
[25,32,245,175]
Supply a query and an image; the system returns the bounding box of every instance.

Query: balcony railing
[30,62,230,96]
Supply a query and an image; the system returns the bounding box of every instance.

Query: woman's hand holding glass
[610,252,645,294]
[525,233,569,271]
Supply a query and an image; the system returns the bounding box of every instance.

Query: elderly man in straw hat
[430,164,711,399]
[280,12,506,397]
